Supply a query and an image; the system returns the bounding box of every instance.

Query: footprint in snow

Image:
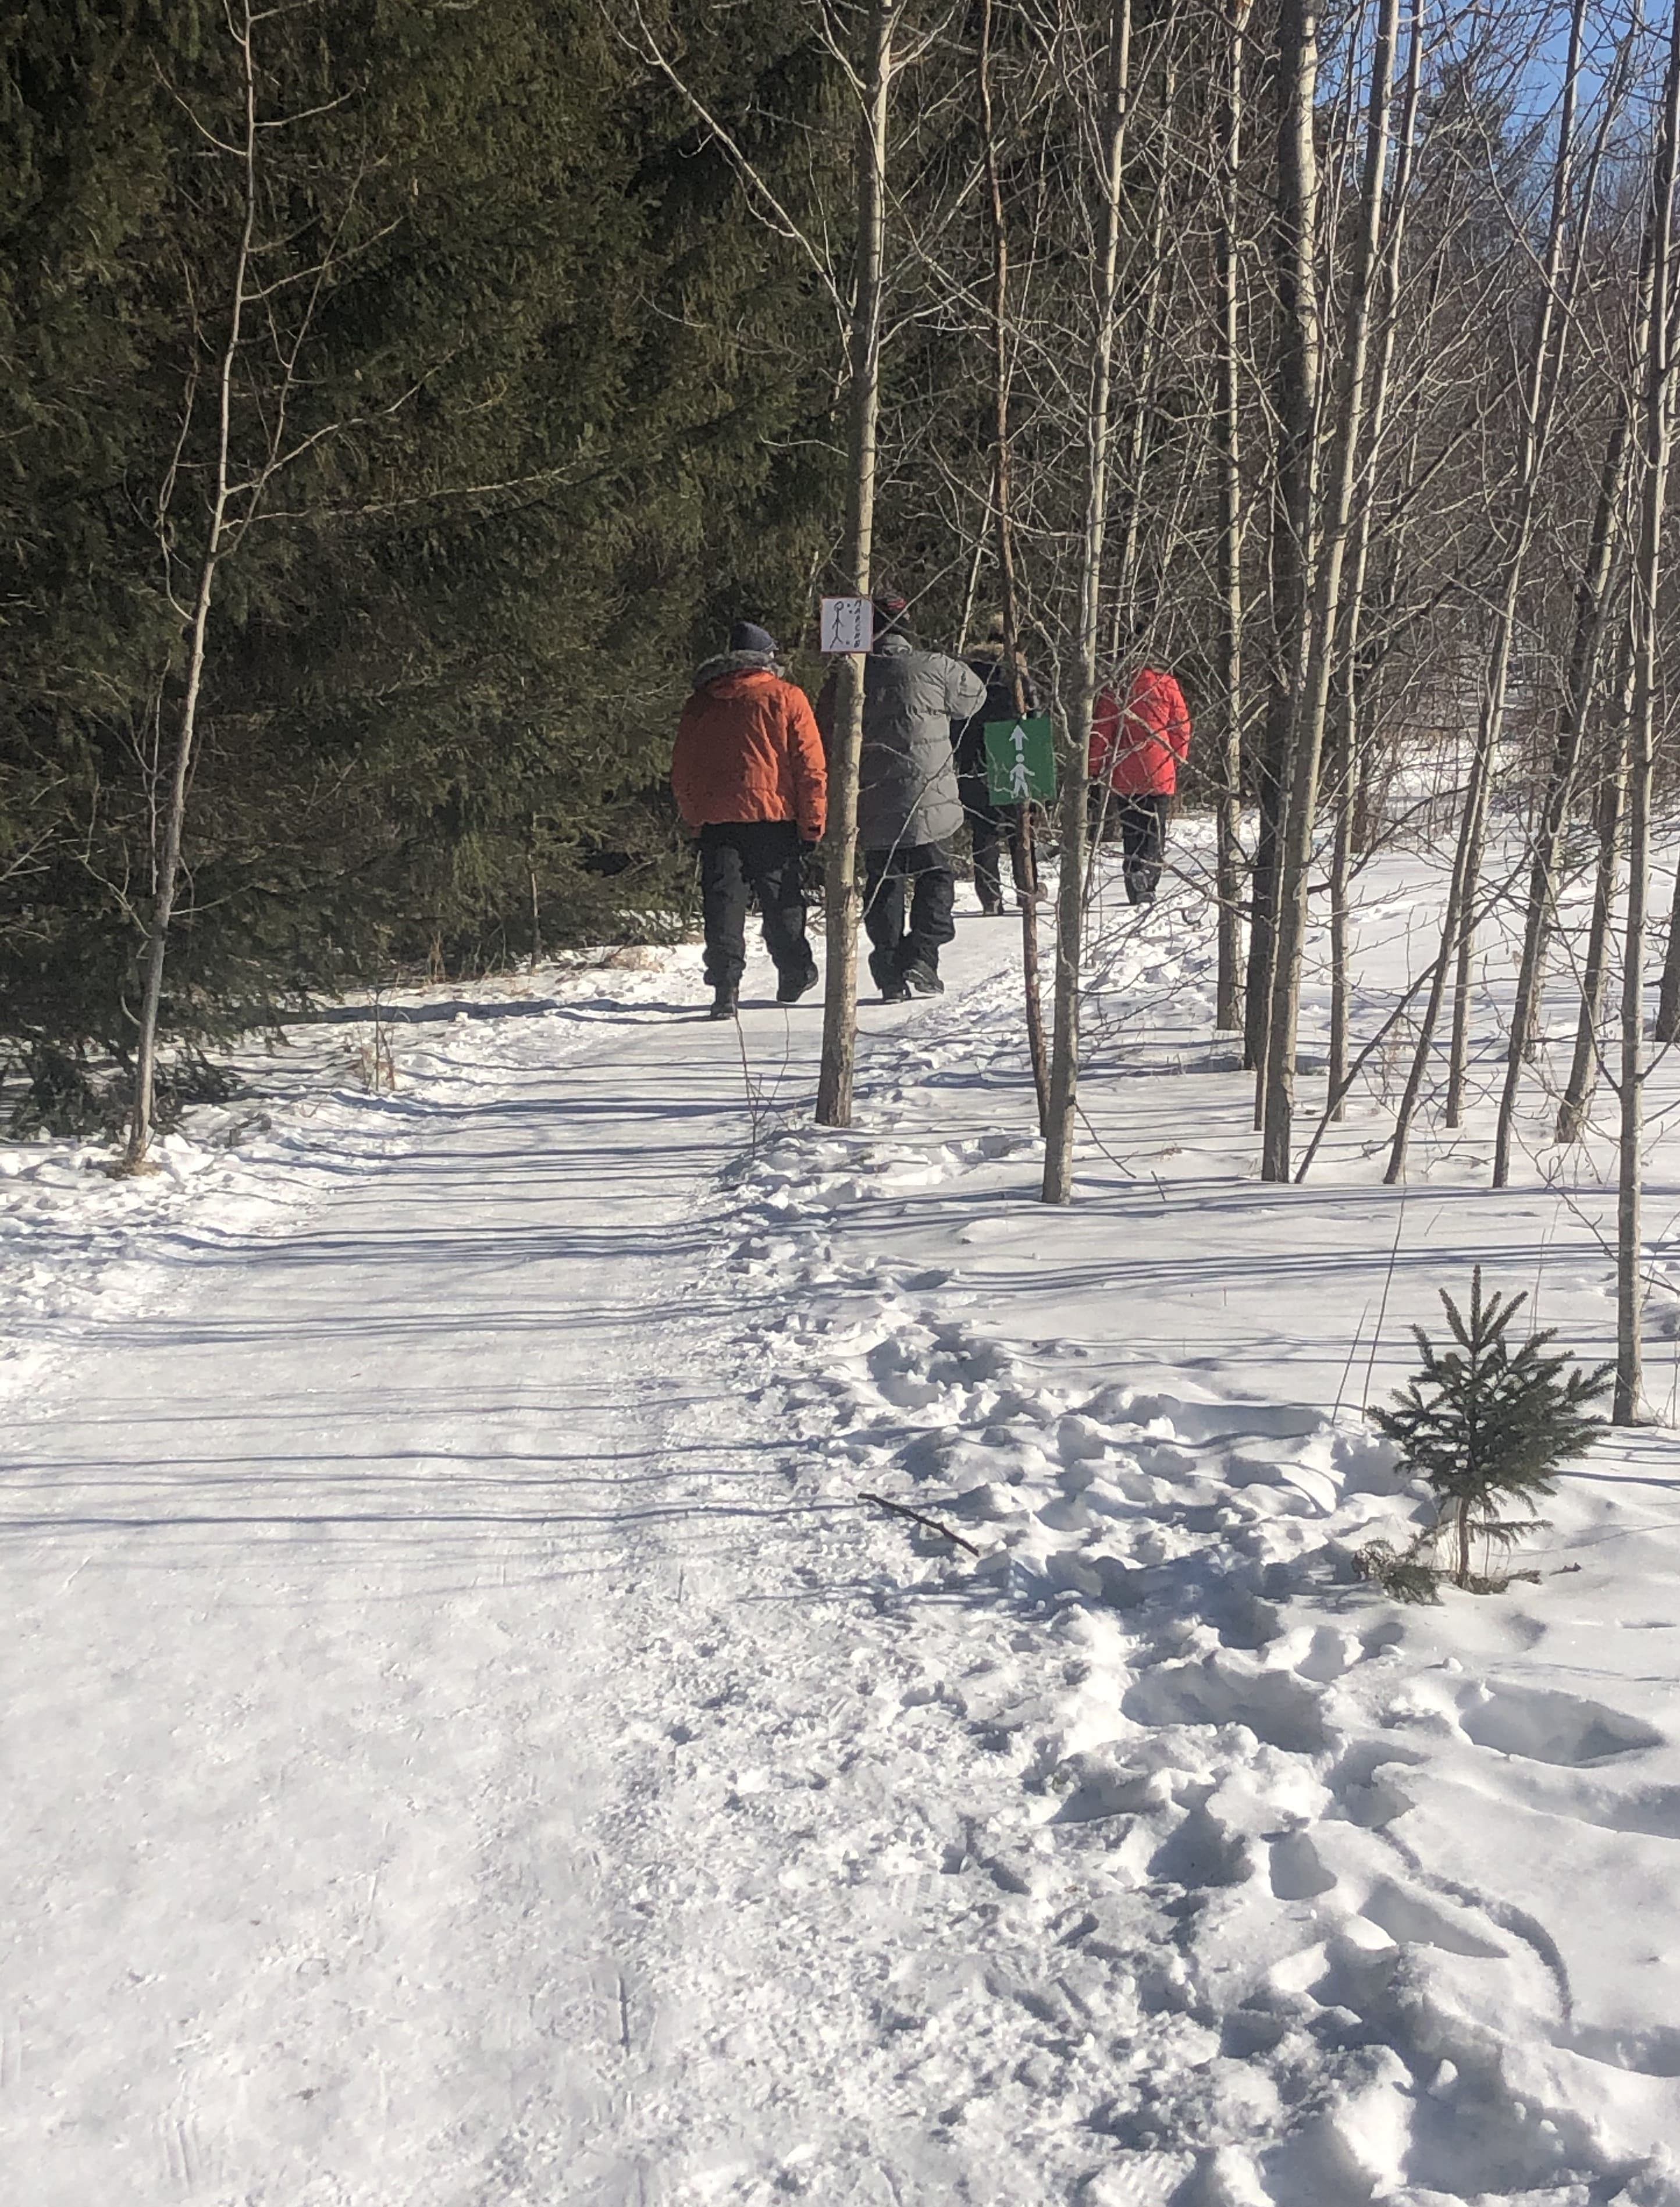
[1455,1680,1664,1767]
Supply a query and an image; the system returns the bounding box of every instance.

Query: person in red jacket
[1088,664,1193,906]
[671,620,828,1019]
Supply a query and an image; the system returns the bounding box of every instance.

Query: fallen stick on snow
[859,1491,981,1558]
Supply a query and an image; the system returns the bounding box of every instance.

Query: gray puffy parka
[851,633,987,850]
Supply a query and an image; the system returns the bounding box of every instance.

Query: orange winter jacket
[1089,667,1193,797]
[671,654,828,841]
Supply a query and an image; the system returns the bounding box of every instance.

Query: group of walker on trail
[668,600,1193,1021]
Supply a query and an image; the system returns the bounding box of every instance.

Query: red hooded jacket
[671,656,827,841]
[1089,667,1192,797]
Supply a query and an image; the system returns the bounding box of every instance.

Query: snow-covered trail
[0,934,1016,2207]
[9,859,1680,2205]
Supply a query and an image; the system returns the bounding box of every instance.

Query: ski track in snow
[4,852,1680,2204]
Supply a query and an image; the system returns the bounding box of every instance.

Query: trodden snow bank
[681,848,1680,2199]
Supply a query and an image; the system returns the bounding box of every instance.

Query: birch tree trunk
[1556,706,1629,1147]
[1614,0,1680,1425]
[1490,395,1633,1179]
[1443,761,1491,1129]
[817,0,896,1130]
[1247,0,1320,1117]
[1043,0,1131,1202]
[976,0,1049,1137]
[1260,0,1395,1183]
[1654,801,1680,1044]
[528,816,543,969]
[1441,0,1589,1133]
[1383,4,1586,1180]
[1110,56,1174,640]
[1325,0,1423,1116]
[1382,757,1483,1186]
[1327,730,1352,1117]
[1214,0,1250,1039]
[1653,589,1680,1043]
[124,6,261,1170]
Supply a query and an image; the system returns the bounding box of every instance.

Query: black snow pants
[698,821,817,993]
[1116,795,1171,906]
[958,769,1017,913]
[863,841,957,989]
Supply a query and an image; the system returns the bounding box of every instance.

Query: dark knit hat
[729,620,778,656]
[872,591,915,645]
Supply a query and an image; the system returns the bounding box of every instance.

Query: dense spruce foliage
[1,0,846,1095]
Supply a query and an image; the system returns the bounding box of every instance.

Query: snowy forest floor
[5,825,1680,2206]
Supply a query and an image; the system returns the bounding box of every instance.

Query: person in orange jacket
[1088,663,1193,905]
[671,620,827,1019]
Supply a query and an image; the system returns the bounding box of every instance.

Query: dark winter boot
[775,963,818,1005]
[902,962,944,998]
[707,985,739,1021]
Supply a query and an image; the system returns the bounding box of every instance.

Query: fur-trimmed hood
[694,648,780,688]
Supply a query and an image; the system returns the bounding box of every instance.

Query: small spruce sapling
[1358,1268,1610,1601]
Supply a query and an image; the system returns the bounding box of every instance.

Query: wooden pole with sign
[817,0,896,1130]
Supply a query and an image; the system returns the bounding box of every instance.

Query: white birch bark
[1614,0,1680,1425]
[1042,0,1132,1203]
[1259,0,1395,1181]
[817,0,897,1129]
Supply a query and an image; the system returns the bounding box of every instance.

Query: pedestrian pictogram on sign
[982,715,1057,805]
[820,596,873,653]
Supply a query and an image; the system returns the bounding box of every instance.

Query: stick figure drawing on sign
[1009,731,1032,802]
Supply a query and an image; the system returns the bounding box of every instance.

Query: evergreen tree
[1360,1268,1610,1600]
[0,0,846,1119]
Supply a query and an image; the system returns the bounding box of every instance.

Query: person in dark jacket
[951,613,1037,916]
[823,593,987,1001]
[671,620,827,1019]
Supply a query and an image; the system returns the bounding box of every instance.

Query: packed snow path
[0,964,900,2202]
[5,994,742,2202]
[1,926,1048,2206]
[5,864,1680,2205]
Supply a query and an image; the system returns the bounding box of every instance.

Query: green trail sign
[983,714,1057,806]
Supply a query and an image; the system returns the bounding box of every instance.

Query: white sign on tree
[819,596,873,654]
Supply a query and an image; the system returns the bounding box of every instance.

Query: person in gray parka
[822,593,987,1000]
